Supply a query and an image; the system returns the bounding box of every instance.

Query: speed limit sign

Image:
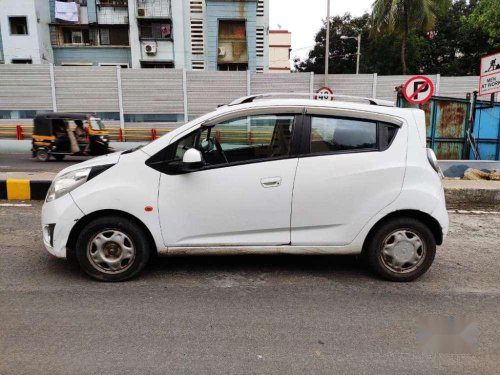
[315,86,334,101]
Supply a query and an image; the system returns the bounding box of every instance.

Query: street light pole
[356,34,361,75]
[324,0,330,86]
[340,33,362,74]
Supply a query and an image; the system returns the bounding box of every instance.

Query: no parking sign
[403,76,434,105]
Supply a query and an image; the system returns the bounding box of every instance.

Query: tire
[36,149,50,162]
[53,154,65,161]
[75,216,151,282]
[364,217,436,282]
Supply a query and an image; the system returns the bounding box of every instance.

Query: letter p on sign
[403,76,435,105]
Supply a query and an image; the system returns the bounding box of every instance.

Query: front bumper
[41,193,84,258]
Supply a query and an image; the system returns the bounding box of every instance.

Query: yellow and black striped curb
[0,179,51,201]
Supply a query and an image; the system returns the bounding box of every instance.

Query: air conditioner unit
[137,8,145,17]
[143,41,157,55]
[218,47,226,57]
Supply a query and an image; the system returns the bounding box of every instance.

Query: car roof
[219,98,414,117]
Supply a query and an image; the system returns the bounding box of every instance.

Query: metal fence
[0,65,488,130]
[398,94,500,160]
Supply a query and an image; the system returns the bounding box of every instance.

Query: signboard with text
[479,52,500,96]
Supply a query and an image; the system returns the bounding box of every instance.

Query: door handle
[260,177,282,188]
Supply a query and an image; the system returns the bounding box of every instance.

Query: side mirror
[182,148,203,169]
[163,148,204,174]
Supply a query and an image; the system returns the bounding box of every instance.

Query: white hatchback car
[42,95,448,282]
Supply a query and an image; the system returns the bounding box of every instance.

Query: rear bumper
[431,188,449,243]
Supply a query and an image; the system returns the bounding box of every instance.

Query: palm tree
[371,0,450,74]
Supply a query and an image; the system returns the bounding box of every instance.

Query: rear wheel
[36,149,50,162]
[364,217,436,282]
[75,216,151,281]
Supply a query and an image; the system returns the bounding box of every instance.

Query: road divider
[0,179,51,201]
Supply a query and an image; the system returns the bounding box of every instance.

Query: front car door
[291,107,407,246]
[156,108,304,247]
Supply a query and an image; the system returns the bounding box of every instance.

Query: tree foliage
[371,0,450,74]
[468,0,500,48]
[294,0,497,76]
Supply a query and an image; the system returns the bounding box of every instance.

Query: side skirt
[158,246,361,257]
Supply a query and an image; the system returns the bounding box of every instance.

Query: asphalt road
[0,153,85,173]
[1,203,499,374]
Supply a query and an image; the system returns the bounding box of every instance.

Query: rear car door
[291,108,407,246]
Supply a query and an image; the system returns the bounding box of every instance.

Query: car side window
[168,114,295,168]
[212,114,295,164]
[310,116,377,154]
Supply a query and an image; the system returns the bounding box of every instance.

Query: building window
[140,61,174,69]
[217,20,247,70]
[9,17,28,35]
[11,59,32,64]
[71,30,84,44]
[139,20,172,40]
[217,63,248,71]
[100,29,110,45]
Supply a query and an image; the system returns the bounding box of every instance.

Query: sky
[269,0,374,62]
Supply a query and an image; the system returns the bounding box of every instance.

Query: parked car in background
[41,95,448,282]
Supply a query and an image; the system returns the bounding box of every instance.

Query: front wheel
[75,216,151,281]
[364,217,436,282]
[36,149,50,162]
[53,154,65,161]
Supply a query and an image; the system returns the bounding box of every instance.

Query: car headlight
[46,167,92,202]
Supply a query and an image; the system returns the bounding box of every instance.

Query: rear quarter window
[310,116,378,154]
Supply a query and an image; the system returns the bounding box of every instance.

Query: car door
[157,109,303,247]
[291,109,407,246]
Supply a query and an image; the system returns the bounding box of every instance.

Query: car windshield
[89,118,105,130]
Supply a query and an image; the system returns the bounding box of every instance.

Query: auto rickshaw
[31,112,114,161]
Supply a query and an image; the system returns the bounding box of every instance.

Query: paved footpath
[0,202,499,374]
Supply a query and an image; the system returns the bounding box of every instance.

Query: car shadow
[144,254,370,281]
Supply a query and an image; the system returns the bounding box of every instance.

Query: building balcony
[50,25,130,47]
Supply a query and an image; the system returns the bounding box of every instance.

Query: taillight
[426,148,443,178]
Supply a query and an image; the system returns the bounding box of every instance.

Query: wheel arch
[66,209,158,260]
[362,209,444,253]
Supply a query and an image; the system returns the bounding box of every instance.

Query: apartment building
[0,0,269,71]
[268,29,291,73]
[0,0,53,64]
[185,0,269,72]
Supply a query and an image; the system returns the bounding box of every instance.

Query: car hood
[55,151,123,178]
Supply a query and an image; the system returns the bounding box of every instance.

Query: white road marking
[0,203,32,207]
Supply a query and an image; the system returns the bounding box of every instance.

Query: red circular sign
[315,86,334,101]
[403,76,435,104]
